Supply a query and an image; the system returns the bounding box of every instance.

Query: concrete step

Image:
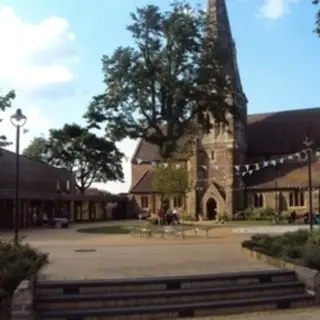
[35,281,306,310]
[36,269,297,295]
[36,293,315,320]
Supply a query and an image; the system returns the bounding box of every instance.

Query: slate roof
[131,108,320,193]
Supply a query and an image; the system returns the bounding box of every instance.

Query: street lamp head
[10,109,27,127]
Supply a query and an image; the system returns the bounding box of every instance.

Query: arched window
[289,190,305,207]
[253,193,264,208]
[174,195,183,208]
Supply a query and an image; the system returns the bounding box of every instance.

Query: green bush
[242,229,320,270]
[303,242,320,270]
[234,207,275,221]
[277,229,310,246]
[0,238,49,293]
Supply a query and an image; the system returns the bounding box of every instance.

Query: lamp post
[10,109,27,244]
[303,137,314,232]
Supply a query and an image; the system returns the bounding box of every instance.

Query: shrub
[233,211,247,221]
[303,242,320,270]
[242,229,320,270]
[0,238,49,294]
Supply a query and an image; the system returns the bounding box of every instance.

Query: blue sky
[0,0,319,193]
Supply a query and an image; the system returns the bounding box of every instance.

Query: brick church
[129,0,320,219]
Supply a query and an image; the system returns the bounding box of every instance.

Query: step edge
[35,282,306,302]
[36,293,314,317]
[36,270,295,288]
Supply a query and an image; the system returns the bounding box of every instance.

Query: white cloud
[258,0,299,20]
[0,7,78,99]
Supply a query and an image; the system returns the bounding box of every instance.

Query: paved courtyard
[0,222,279,280]
[2,222,320,319]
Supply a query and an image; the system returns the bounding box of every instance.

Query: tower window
[210,151,215,161]
[253,193,264,208]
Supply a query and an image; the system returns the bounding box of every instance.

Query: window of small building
[253,193,264,208]
[56,180,61,191]
[140,196,149,208]
[66,180,71,191]
[174,195,183,208]
[289,190,305,207]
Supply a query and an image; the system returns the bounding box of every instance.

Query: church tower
[198,0,248,218]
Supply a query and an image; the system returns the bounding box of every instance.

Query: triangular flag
[316,151,320,158]
[242,172,247,176]
[124,156,129,162]
[245,164,250,170]
[151,161,157,167]
[263,161,269,167]
[288,155,293,160]
[163,162,168,168]
[271,160,276,166]
[255,163,260,170]
[175,164,180,169]
[278,158,284,164]
[136,158,143,164]
[234,165,240,171]
[248,170,253,175]
[202,165,207,170]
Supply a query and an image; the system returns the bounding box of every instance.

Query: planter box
[242,246,320,303]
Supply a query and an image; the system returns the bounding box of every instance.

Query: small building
[0,149,127,228]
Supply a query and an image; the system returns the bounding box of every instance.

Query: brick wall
[247,189,320,214]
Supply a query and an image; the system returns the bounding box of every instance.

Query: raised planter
[242,246,320,303]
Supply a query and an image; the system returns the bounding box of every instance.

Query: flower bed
[242,229,320,270]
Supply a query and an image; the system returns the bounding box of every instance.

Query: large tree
[0,90,15,150]
[84,1,236,159]
[28,124,124,194]
[23,136,49,162]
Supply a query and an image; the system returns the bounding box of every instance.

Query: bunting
[134,148,316,177]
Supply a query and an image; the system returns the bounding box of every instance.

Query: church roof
[130,108,320,192]
[132,107,320,162]
[247,107,320,155]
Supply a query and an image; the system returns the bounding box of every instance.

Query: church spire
[207,0,247,102]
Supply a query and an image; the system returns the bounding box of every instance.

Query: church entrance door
[206,198,217,220]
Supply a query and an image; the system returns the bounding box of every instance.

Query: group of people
[154,207,181,225]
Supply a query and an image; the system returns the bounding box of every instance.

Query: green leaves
[22,137,49,162]
[313,0,320,36]
[46,123,124,193]
[22,124,125,194]
[84,1,234,159]
[152,160,192,197]
[0,90,15,150]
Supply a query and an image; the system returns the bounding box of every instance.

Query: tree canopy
[23,136,49,162]
[0,90,15,150]
[313,0,320,36]
[25,124,124,194]
[152,161,192,199]
[84,1,236,159]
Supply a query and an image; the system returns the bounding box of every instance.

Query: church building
[129,0,320,219]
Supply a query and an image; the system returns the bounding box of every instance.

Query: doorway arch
[206,198,217,220]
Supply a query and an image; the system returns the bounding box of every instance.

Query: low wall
[242,246,320,303]
[11,279,35,320]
